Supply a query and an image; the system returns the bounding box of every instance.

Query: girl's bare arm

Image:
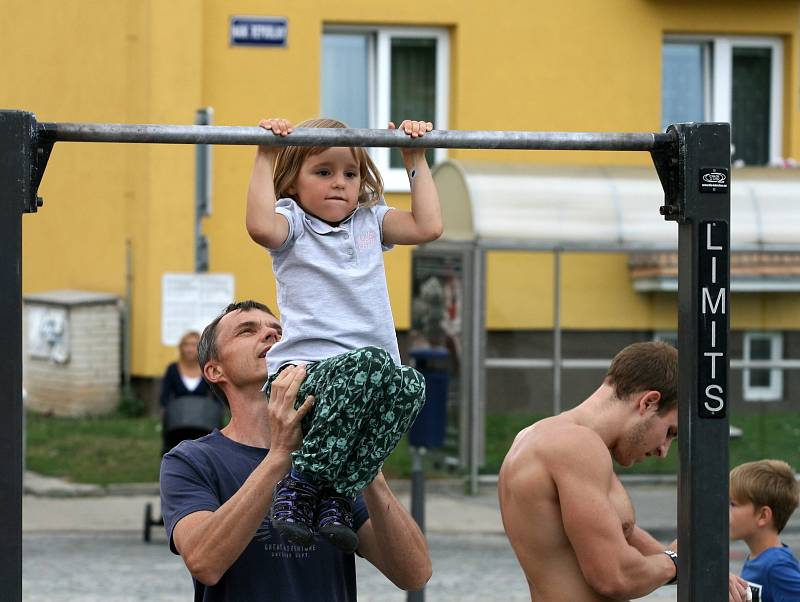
[382,120,443,245]
[246,118,292,249]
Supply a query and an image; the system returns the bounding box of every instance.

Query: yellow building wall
[7,1,202,375]
[486,252,799,331]
[448,0,800,166]
[3,0,798,377]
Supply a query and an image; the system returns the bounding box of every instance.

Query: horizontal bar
[37,123,673,152]
[486,357,800,370]
[485,358,553,369]
[485,358,610,369]
[732,359,800,369]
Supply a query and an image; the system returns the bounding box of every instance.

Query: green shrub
[117,392,146,418]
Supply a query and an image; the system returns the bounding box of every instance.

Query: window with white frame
[321,26,449,191]
[662,36,783,166]
[743,332,783,401]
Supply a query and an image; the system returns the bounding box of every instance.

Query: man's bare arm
[171,367,313,585]
[635,534,750,601]
[628,526,667,555]
[629,526,751,602]
[172,449,293,585]
[357,473,432,591]
[551,430,676,599]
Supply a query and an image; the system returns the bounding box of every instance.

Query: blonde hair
[730,460,800,533]
[178,331,200,348]
[177,330,200,362]
[273,118,384,208]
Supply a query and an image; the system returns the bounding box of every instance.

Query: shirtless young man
[498,341,750,602]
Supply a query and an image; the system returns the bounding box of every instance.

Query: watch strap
[663,550,678,585]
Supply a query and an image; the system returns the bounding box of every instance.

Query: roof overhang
[432,160,800,252]
[630,252,800,292]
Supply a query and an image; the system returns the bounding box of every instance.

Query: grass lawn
[24,410,422,484]
[619,408,800,476]
[481,410,800,476]
[26,412,163,485]
[25,409,800,485]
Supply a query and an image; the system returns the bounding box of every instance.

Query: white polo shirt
[266,197,401,376]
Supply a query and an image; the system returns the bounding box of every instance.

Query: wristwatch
[663,550,678,584]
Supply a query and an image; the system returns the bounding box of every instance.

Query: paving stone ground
[20,479,800,601]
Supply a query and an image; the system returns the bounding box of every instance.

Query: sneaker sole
[319,524,359,554]
[273,520,314,547]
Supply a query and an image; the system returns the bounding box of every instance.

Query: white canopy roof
[431,160,800,251]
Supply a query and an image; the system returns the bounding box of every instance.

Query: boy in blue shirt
[730,459,800,602]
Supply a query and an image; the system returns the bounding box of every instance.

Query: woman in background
[159,331,211,408]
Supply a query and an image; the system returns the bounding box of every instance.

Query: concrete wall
[24,299,120,416]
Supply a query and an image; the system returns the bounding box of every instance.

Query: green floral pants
[266,346,425,497]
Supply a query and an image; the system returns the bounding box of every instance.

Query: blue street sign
[230,17,288,47]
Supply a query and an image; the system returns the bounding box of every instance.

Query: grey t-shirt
[267,198,401,375]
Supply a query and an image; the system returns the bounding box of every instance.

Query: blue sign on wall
[230,17,288,47]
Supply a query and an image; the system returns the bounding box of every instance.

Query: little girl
[246,116,443,553]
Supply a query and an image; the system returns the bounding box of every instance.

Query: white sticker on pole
[161,273,234,346]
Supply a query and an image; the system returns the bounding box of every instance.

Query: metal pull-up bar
[0,110,730,602]
[37,122,674,152]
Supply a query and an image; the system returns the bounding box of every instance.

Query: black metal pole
[0,110,33,602]
[38,122,673,152]
[408,447,426,602]
[674,123,731,602]
[194,108,212,272]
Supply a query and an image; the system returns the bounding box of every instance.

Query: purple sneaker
[270,473,319,546]
[317,490,358,554]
